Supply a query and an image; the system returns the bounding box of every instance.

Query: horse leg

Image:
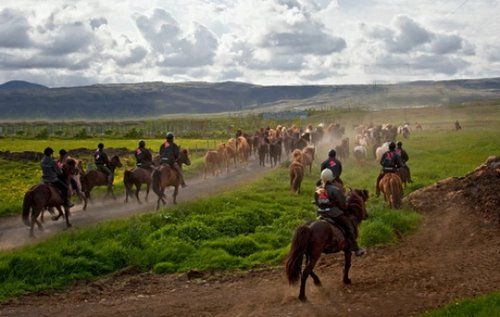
[110,186,116,200]
[135,184,142,204]
[173,185,179,205]
[310,271,322,286]
[145,183,150,202]
[299,248,321,302]
[53,206,64,221]
[64,207,72,228]
[343,250,352,285]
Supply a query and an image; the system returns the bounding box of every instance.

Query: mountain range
[0,78,499,120]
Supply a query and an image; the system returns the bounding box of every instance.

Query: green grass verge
[422,292,500,317]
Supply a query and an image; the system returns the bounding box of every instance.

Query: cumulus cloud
[0,8,33,48]
[41,22,96,55]
[135,9,218,68]
[90,17,107,29]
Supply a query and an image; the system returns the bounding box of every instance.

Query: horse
[289,160,304,194]
[398,166,411,188]
[152,149,191,209]
[378,173,403,208]
[353,145,367,165]
[286,189,369,301]
[22,159,78,237]
[124,166,154,204]
[80,155,122,201]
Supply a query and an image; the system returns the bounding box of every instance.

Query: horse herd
[21,121,411,238]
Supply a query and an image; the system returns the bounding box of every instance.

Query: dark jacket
[315,182,347,218]
[380,150,403,172]
[94,149,109,166]
[159,141,180,163]
[41,155,62,183]
[320,158,343,179]
[395,148,409,163]
[135,147,153,167]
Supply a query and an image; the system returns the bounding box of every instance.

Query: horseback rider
[57,149,78,194]
[41,147,72,208]
[396,141,412,183]
[159,132,187,188]
[375,142,403,196]
[135,140,153,170]
[320,149,343,184]
[94,143,113,186]
[315,169,366,256]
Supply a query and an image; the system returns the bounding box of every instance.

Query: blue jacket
[41,156,61,183]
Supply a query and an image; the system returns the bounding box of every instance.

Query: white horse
[375,142,390,161]
[353,145,367,164]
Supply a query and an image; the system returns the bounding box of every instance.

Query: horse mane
[346,189,368,222]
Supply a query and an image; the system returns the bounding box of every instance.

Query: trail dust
[1,158,499,316]
[0,158,271,251]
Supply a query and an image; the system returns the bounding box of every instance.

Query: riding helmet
[328,149,336,158]
[59,149,67,156]
[397,141,402,147]
[321,168,334,183]
[98,143,104,149]
[139,140,146,147]
[43,147,54,156]
[389,142,396,150]
[166,132,174,140]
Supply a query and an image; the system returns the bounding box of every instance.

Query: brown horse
[80,155,122,201]
[286,189,369,301]
[124,166,154,203]
[152,149,191,209]
[22,159,78,237]
[379,173,403,208]
[289,160,304,194]
[398,166,411,188]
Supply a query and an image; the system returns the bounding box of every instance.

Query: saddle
[43,184,64,206]
[317,215,346,236]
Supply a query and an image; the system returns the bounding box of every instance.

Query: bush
[123,128,143,139]
[153,262,177,274]
[74,128,91,139]
[35,128,49,139]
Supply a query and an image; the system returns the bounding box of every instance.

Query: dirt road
[0,159,271,251]
[1,169,499,317]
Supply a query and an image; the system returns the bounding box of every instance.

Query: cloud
[0,8,32,48]
[90,17,108,29]
[0,52,90,70]
[369,54,469,75]
[135,9,218,68]
[41,22,96,55]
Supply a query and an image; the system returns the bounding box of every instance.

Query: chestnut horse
[22,159,78,237]
[286,189,369,301]
[80,155,122,201]
[152,149,191,209]
[378,173,403,208]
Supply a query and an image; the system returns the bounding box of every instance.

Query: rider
[159,132,187,188]
[320,149,343,184]
[41,147,72,208]
[135,140,153,169]
[396,141,412,183]
[375,142,403,197]
[94,143,113,186]
[315,169,366,256]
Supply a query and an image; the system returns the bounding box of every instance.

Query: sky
[0,0,499,87]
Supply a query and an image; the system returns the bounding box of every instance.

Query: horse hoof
[343,278,352,285]
[51,216,58,221]
[313,280,322,286]
[299,295,307,302]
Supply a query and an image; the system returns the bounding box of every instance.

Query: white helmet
[320,168,334,183]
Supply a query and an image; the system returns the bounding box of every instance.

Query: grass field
[0,118,499,300]
[0,138,222,153]
[422,292,500,317]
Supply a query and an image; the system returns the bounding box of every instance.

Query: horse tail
[286,225,311,284]
[22,190,33,226]
[151,168,164,199]
[123,170,134,195]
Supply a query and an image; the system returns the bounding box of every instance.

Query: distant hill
[0,80,48,90]
[0,78,499,120]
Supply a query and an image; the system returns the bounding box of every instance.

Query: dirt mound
[408,156,500,225]
[67,147,131,158]
[0,150,44,162]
